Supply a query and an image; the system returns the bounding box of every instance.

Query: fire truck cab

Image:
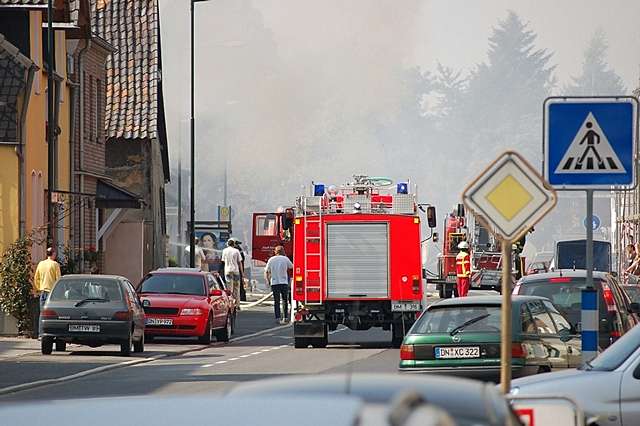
[289,176,434,349]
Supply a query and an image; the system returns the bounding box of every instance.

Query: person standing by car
[455,241,471,297]
[265,246,293,324]
[222,239,242,309]
[233,239,248,302]
[33,247,61,336]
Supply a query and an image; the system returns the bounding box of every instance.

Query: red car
[137,268,236,344]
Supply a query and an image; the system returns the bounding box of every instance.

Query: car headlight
[180,308,203,316]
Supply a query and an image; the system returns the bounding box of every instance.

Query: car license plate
[68,324,100,333]
[435,346,480,359]
[146,318,173,326]
[391,302,421,312]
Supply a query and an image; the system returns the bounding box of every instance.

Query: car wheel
[215,315,232,343]
[198,316,212,345]
[231,310,236,334]
[55,340,66,352]
[120,334,132,357]
[133,335,144,353]
[41,337,53,355]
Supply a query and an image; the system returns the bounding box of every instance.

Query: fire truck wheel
[294,337,310,348]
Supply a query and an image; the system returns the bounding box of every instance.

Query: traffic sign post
[463,151,557,393]
[544,96,638,363]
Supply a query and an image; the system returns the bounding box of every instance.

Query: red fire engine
[278,175,436,349]
[434,204,518,298]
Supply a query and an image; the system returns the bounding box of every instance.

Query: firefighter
[456,241,471,297]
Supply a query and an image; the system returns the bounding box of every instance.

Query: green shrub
[0,236,34,335]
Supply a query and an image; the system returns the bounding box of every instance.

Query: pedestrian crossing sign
[544,97,638,189]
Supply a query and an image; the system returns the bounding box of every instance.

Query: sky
[158,0,640,251]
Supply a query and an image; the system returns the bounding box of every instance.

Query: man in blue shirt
[265,246,293,324]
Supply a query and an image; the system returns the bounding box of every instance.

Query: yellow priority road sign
[463,151,557,242]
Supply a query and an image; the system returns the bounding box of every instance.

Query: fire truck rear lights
[549,277,571,283]
[413,217,420,224]
[400,344,415,360]
[295,218,300,225]
[397,182,409,194]
[401,276,408,283]
[295,276,303,282]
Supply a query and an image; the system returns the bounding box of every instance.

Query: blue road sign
[544,97,638,189]
[583,214,600,231]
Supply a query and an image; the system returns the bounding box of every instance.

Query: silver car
[511,324,640,426]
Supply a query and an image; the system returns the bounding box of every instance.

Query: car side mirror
[210,289,223,297]
[558,327,572,342]
[629,302,640,314]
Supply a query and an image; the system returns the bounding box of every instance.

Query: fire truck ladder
[303,197,324,305]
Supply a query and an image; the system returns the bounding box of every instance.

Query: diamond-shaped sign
[463,151,557,242]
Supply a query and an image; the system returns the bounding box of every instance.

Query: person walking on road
[265,246,293,324]
[33,247,61,336]
[222,239,242,309]
[455,241,471,297]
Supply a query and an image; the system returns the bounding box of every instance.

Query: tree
[564,29,626,96]
[457,11,556,166]
[0,236,34,335]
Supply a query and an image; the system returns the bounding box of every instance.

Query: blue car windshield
[588,324,640,371]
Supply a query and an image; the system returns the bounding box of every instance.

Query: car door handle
[567,346,573,354]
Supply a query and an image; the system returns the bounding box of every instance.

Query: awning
[96,179,142,209]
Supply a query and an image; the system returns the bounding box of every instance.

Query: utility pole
[46,0,55,247]
[189,0,196,267]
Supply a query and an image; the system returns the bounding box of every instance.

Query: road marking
[260,349,271,352]
[250,351,262,355]
[201,364,213,368]
[229,357,240,361]
[239,354,251,358]
[215,360,227,364]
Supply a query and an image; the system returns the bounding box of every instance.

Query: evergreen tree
[456,11,556,167]
[564,29,626,95]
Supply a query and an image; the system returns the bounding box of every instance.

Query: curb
[0,323,292,396]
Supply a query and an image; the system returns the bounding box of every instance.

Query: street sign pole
[500,239,513,394]
[582,189,598,363]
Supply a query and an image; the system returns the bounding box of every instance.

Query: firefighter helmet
[458,241,469,250]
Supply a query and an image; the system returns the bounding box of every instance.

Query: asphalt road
[0,290,496,403]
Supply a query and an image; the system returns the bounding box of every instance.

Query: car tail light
[180,308,203,316]
[40,309,57,319]
[550,277,572,283]
[400,344,415,360]
[295,282,304,295]
[511,343,526,359]
[602,282,616,312]
[610,330,621,339]
[412,276,420,293]
[112,311,131,321]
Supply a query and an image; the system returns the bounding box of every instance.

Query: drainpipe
[16,64,37,238]
[77,39,91,271]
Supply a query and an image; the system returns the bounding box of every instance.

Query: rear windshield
[411,305,501,334]
[139,274,205,296]
[50,279,123,302]
[517,278,599,325]
[556,241,611,271]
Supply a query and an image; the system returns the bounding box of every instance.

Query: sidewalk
[0,337,50,360]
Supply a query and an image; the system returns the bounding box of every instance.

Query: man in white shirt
[222,239,242,309]
[265,246,293,324]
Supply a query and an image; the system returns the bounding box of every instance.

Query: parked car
[513,271,639,349]
[399,296,581,379]
[137,268,235,344]
[40,275,145,356]
[511,323,640,426]
[229,373,521,426]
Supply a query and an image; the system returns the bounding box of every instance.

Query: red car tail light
[412,276,420,293]
[112,311,132,321]
[602,282,616,312]
[40,309,57,319]
[295,282,304,295]
[511,343,526,359]
[400,344,415,360]
[550,277,572,283]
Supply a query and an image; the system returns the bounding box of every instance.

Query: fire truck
[283,176,435,349]
[434,204,518,298]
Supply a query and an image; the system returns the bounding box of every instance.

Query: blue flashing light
[314,183,325,196]
[397,182,409,194]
